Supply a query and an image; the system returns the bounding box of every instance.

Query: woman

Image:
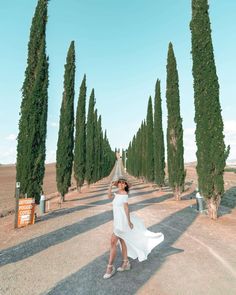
[103,177,164,279]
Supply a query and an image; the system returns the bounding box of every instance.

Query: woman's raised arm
[108,182,114,199]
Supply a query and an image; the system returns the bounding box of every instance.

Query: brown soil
[1,163,235,217]
[0,163,78,217]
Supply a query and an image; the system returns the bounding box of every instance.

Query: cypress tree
[104,131,116,177]
[142,120,147,179]
[102,131,108,177]
[122,149,125,167]
[96,115,103,180]
[126,143,131,173]
[132,135,137,176]
[136,127,142,177]
[16,0,49,204]
[93,109,98,182]
[146,96,154,182]
[85,89,95,185]
[56,41,75,201]
[190,0,229,219]
[74,75,87,191]
[154,79,165,187]
[166,42,185,200]
[139,121,144,177]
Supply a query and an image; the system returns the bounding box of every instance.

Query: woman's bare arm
[108,183,114,199]
[124,202,133,229]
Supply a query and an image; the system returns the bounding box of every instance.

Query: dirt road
[0,163,236,294]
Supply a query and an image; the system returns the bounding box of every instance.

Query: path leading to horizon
[0,160,236,295]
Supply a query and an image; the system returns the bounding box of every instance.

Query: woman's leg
[106,233,119,274]
[119,238,128,268]
[119,238,128,262]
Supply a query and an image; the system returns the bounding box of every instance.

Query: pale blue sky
[0,0,235,164]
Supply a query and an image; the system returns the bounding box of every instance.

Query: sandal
[117,260,131,272]
[103,264,116,279]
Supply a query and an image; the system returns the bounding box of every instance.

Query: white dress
[112,192,164,262]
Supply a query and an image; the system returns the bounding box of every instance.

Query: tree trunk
[207,197,221,220]
[75,180,80,192]
[174,187,181,201]
[61,194,65,203]
[159,185,163,192]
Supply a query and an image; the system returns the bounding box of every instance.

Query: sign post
[17,198,35,227]
[14,182,36,228]
[14,182,20,228]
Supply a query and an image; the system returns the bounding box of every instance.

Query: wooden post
[14,182,20,228]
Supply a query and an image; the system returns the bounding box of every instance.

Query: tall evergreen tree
[16,0,49,204]
[166,42,185,200]
[142,120,147,179]
[105,131,116,177]
[131,135,137,176]
[102,130,108,177]
[154,79,165,186]
[96,115,103,180]
[93,109,99,182]
[136,127,142,177]
[126,143,131,173]
[85,89,95,185]
[146,96,154,182]
[190,0,229,219]
[139,121,144,177]
[56,41,75,201]
[74,75,87,191]
[122,149,125,167]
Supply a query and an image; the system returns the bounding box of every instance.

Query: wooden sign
[17,198,35,228]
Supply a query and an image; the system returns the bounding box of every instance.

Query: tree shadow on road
[86,185,110,193]
[0,193,173,267]
[45,205,197,295]
[220,186,236,210]
[64,191,108,202]
[38,188,159,222]
[64,183,156,203]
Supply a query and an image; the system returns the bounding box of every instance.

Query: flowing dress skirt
[113,193,164,261]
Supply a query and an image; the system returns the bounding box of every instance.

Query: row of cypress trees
[16,0,115,204]
[15,0,230,219]
[126,42,185,201]
[128,0,229,218]
[75,82,115,189]
[126,82,163,179]
[55,43,115,201]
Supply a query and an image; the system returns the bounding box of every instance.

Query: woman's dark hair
[117,180,130,193]
[124,183,129,193]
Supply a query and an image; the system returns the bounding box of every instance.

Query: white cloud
[45,150,56,163]
[0,148,16,164]
[5,133,17,141]
[224,120,236,134]
[224,120,236,161]
[183,127,197,162]
[182,121,236,162]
